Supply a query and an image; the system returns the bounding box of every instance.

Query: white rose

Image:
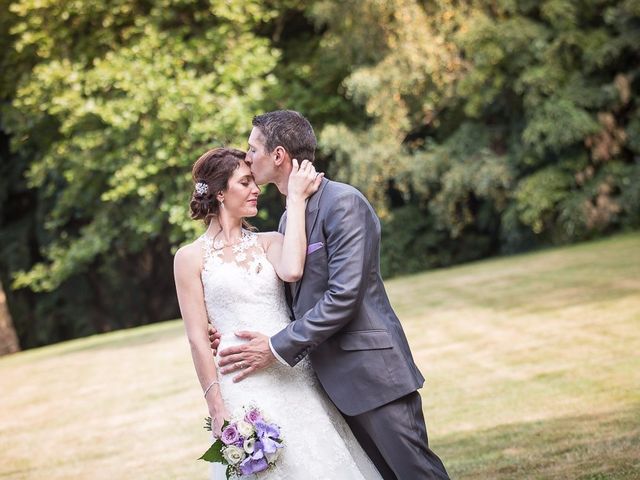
[243,437,255,454]
[222,445,245,465]
[237,420,254,437]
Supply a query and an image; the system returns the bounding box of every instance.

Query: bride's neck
[206,213,243,243]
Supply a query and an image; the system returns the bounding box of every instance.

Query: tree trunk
[0,280,20,355]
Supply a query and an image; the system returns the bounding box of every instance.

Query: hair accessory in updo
[190,147,246,224]
[195,181,209,196]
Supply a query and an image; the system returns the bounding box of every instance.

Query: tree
[2,0,283,347]
[313,0,640,274]
[2,0,639,347]
[0,280,20,355]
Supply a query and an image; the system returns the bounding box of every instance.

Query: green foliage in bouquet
[200,417,228,464]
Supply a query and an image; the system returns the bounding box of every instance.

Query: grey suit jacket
[271,178,424,416]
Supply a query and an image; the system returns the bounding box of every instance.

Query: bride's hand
[287,159,324,203]
[210,403,230,438]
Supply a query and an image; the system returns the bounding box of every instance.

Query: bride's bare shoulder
[173,238,204,271]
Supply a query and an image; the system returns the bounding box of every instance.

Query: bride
[173,147,382,479]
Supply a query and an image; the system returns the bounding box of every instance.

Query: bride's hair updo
[190,147,247,225]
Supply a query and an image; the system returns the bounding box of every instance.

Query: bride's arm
[174,243,228,435]
[266,159,323,282]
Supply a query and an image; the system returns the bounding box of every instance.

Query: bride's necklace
[210,228,248,251]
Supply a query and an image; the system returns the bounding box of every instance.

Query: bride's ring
[239,362,246,369]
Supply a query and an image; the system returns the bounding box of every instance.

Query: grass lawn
[1,232,639,479]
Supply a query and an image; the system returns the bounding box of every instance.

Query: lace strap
[200,233,221,266]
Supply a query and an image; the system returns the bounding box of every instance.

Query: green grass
[1,232,639,479]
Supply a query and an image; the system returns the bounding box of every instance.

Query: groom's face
[246,127,276,185]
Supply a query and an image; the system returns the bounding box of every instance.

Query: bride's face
[221,162,260,218]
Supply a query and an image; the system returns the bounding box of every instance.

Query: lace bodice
[200,229,291,346]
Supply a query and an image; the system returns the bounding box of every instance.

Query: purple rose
[239,456,268,475]
[244,408,262,425]
[221,424,240,445]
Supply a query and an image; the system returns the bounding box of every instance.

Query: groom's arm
[270,191,377,366]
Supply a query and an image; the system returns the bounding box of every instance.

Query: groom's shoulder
[323,179,371,206]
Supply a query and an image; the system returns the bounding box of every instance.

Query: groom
[214,110,449,479]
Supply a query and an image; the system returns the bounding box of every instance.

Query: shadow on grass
[439,405,640,480]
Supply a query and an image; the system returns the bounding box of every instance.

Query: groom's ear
[272,146,289,167]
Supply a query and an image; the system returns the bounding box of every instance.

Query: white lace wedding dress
[200,230,382,480]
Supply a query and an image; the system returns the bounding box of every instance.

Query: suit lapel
[277,210,294,312]
[292,178,329,305]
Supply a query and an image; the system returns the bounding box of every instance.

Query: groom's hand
[218,331,276,382]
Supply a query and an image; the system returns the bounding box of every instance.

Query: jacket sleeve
[270,191,377,366]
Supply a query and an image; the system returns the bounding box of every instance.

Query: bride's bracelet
[203,380,220,398]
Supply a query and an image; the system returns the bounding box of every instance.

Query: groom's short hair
[252,110,316,162]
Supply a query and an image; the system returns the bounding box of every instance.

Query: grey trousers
[344,391,450,480]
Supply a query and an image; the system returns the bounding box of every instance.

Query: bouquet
[200,406,284,478]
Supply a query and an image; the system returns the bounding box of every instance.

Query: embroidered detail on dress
[201,229,266,275]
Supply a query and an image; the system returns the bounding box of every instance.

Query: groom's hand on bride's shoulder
[207,323,221,355]
[218,331,275,382]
